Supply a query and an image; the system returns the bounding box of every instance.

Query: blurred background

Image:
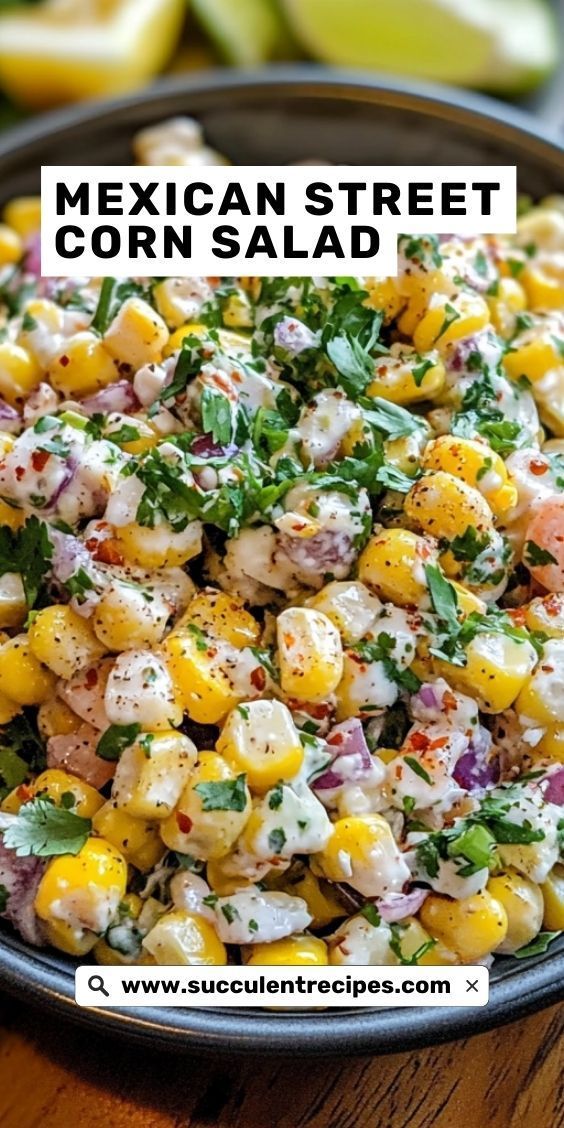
[0,0,562,131]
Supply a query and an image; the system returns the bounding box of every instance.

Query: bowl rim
[0,64,563,166]
[0,64,563,1054]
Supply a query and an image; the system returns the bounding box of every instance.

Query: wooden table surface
[0,996,562,1128]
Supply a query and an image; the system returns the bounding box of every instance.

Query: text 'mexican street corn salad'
[0,118,563,977]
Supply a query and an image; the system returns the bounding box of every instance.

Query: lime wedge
[191,0,291,65]
[282,0,557,93]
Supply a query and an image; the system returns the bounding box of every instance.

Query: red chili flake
[327,731,346,746]
[58,355,70,368]
[545,595,563,617]
[14,466,25,481]
[529,458,549,476]
[15,784,34,803]
[31,450,50,472]
[442,690,458,713]
[410,731,430,751]
[429,736,449,751]
[507,607,527,627]
[250,666,266,692]
[286,699,332,719]
[85,668,98,688]
[176,812,193,834]
[91,539,124,566]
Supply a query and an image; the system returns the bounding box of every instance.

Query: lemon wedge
[0,0,186,108]
[282,0,558,93]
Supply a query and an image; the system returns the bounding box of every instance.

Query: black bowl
[0,67,563,1054]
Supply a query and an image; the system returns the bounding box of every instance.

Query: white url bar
[75,965,489,1008]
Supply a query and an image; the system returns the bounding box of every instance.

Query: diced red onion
[50,528,94,585]
[543,767,564,806]
[80,380,140,416]
[313,718,373,791]
[45,454,78,509]
[416,684,440,710]
[0,399,21,435]
[375,887,429,923]
[0,838,46,946]
[190,435,239,459]
[453,737,500,792]
[24,233,41,277]
[280,529,356,574]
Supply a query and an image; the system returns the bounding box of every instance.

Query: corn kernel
[33,768,103,819]
[217,699,304,794]
[0,341,40,405]
[3,196,41,238]
[0,573,26,629]
[525,594,564,639]
[313,814,408,898]
[92,582,168,652]
[522,259,564,311]
[277,606,343,703]
[366,346,445,405]
[0,223,22,266]
[0,633,56,705]
[176,588,260,649]
[419,890,508,962]
[405,471,494,546]
[436,631,537,713]
[358,527,435,608]
[271,863,345,928]
[486,277,526,338]
[422,436,517,519]
[104,297,169,370]
[532,727,564,763]
[37,697,82,740]
[43,919,99,956]
[163,322,207,356]
[487,869,544,954]
[115,520,202,569]
[111,730,197,821]
[413,293,490,354]
[47,332,117,397]
[516,639,564,725]
[162,629,240,725]
[503,331,560,386]
[160,751,251,859]
[245,935,328,966]
[365,276,403,322]
[541,865,564,930]
[28,604,107,679]
[92,800,165,872]
[34,837,127,948]
[142,909,226,965]
[0,501,24,532]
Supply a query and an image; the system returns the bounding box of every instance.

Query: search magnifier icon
[88,974,109,998]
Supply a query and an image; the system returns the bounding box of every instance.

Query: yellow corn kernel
[175,588,260,649]
[107,418,159,456]
[451,582,487,619]
[436,631,537,714]
[0,687,21,725]
[3,196,41,238]
[34,837,127,949]
[162,629,240,725]
[160,751,251,859]
[217,699,304,794]
[486,277,526,338]
[245,935,328,966]
[313,814,399,895]
[365,276,403,322]
[503,331,560,386]
[419,890,508,963]
[422,436,517,519]
[358,527,435,608]
[0,501,24,532]
[277,606,343,703]
[305,580,381,645]
[366,347,445,405]
[37,697,81,740]
[541,864,564,930]
[0,223,22,266]
[47,332,117,397]
[515,639,564,726]
[103,297,169,370]
[33,768,103,819]
[405,471,494,547]
[163,321,207,356]
[153,282,200,330]
[273,864,345,928]
[487,869,544,954]
[222,293,254,330]
[206,856,256,897]
[525,594,564,639]
[28,604,107,679]
[111,730,197,821]
[532,727,564,763]
[115,520,202,569]
[92,800,165,873]
[142,909,227,965]
[413,293,490,354]
[0,572,26,629]
[522,259,564,311]
[0,341,40,405]
[384,432,427,478]
[0,634,56,706]
[94,939,155,966]
[396,290,429,337]
[43,919,99,957]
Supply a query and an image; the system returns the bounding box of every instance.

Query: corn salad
[0,121,563,972]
